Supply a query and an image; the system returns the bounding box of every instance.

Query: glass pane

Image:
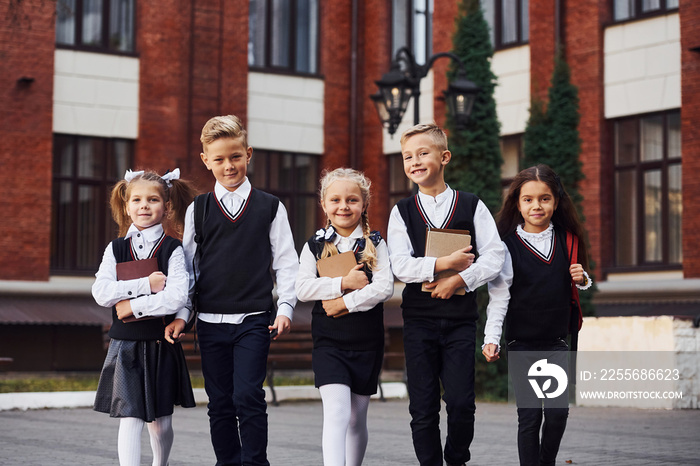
[294,196,318,252]
[501,0,518,44]
[76,185,101,269]
[295,155,318,192]
[481,0,496,46]
[615,170,637,266]
[248,151,266,188]
[56,0,76,45]
[667,0,678,8]
[643,170,662,262]
[389,153,412,195]
[77,138,104,178]
[248,0,266,66]
[54,136,75,176]
[520,0,528,42]
[392,0,409,60]
[613,0,634,21]
[54,181,75,269]
[614,119,638,165]
[109,0,134,52]
[412,0,428,65]
[642,0,661,12]
[295,0,318,73]
[110,140,131,180]
[271,0,290,67]
[668,163,682,264]
[640,115,663,162]
[269,152,293,190]
[82,0,104,46]
[667,112,681,160]
[500,136,522,179]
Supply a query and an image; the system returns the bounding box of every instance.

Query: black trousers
[197,313,271,466]
[403,316,477,466]
[508,339,569,466]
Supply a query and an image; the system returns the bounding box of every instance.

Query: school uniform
[485,223,591,466]
[296,225,394,395]
[92,223,195,422]
[182,178,298,466]
[387,186,505,466]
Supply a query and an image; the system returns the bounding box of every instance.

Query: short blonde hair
[200,115,248,149]
[400,123,448,152]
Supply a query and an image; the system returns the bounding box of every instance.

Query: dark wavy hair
[496,164,588,269]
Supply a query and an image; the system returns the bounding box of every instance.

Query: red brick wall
[680,0,700,277]
[529,0,556,102]
[0,1,55,280]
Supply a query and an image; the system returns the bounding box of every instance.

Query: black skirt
[312,346,384,396]
[94,338,196,421]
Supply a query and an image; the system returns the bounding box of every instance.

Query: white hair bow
[160,168,180,187]
[124,170,144,183]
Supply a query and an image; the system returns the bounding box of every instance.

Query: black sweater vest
[307,235,384,351]
[396,191,480,321]
[504,228,572,342]
[195,189,279,314]
[108,235,180,341]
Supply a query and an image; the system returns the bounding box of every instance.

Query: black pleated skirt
[94,338,196,421]
[312,346,384,396]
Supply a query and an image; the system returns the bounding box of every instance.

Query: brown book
[116,258,160,323]
[422,228,471,296]
[316,251,358,318]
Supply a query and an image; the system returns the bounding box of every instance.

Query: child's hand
[424,273,466,300]
[269,315,291,340]
[149,272,167,293]
[341,264,369,292]
[436,246,474,273]
[570,264,585,285]
[115,300,133,320]
[322,297,349,317]
[165,318,187,344]
[482,343,500,362]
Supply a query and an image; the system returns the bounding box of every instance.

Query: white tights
[319,384,371,466]
[117,415,174,466]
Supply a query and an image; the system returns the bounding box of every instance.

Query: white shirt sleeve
[484,243,512,348]
[295,243,344,302]
[92,243,151,308]
[269,202,299,321]
[387,205,437,283]
[129,246,190,320]
[342,240,394,313]
[457,200,505,292]
[182,202,197,304]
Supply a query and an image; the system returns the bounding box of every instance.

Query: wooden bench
[266,325,314,406]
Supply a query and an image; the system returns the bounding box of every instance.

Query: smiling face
[321,179,365,237]
[517,180,558,233]
[200,136,253,191]
[126,179,167,231]
[401,133,450,192]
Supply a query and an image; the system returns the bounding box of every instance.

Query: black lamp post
[371,47,479,135]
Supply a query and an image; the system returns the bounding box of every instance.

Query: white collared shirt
[296,224,394,312]
[92,223,190,321]
[182,178,298,324]
[387,185,505,293]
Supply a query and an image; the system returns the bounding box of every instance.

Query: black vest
[396,190,480,321]
[307,235,385,351]
[504,228,572,341]
[108,235,180,341]
[195,189,279,314]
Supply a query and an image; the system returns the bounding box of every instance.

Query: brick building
[0,0,698,370]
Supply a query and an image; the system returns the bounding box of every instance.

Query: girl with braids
[484,164,592,466]
[296,168,393,466]
[92,169,198,466]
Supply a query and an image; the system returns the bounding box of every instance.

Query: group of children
[92,115,591,466]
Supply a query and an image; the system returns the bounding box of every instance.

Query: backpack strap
[184,193,209,335]
[566,231,583,353]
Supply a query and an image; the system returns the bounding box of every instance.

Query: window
[247,150,320,251]
[52,135,133,274]
[612,111,681,268]
[392,0,433,65]
[388,153,414,206]
[612,0,678,22]
[499,134,524,195]
[56,0,135,53]
[249,0,319,74]
[481,0,529,50]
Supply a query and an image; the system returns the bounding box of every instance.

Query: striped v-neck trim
[516,232,556,264]
[414,190,459,229]
[129,231,166,260]
[214,191,251,224]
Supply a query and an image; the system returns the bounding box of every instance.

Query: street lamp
[371,46,479,135]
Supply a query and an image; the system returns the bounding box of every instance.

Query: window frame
[609,110,682,272]
[482,0,529,51]
[610,0,679,25]
[248,0,320,77]
[391,0,433,66]
[55,0,137,56]
[51,134,134,275]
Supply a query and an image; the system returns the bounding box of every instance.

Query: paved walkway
[1,398,699,465]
